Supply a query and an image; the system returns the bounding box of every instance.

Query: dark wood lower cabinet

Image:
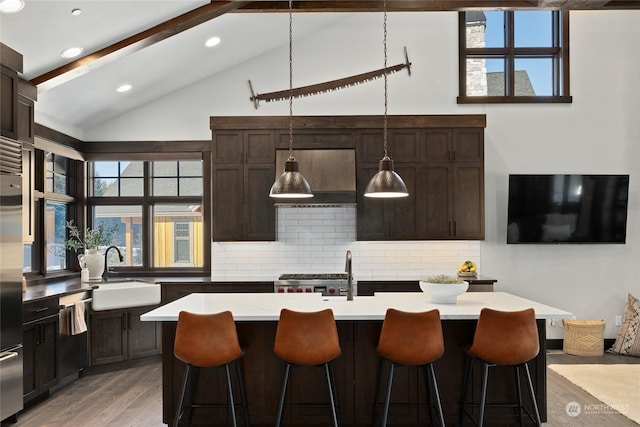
[22,314,59,404]
[160,319,547,426]
[90,305,161,366]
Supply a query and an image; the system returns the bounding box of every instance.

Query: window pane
[93,161,119,178]
[23,244,33,273]
[484,11,504,48]
[54,155,67,174]
[120,178,144,197]
[153,161,177,177]
[153,204,203,268]
[120,161,143,177]
[46,201,67,271]
[45,153,53,171]
[467,57,505,96]
[93,177,116,197]
[179,161,202,176]
[179,178,203,196]
[514,57,553,96]
[515,11,553,47]
[53,174,67,194]
[93,205,143,267]
[153,178,178,196]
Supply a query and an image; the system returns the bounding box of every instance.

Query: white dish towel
[71,300,87,335]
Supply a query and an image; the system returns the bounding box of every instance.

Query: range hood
[274,149,356,205]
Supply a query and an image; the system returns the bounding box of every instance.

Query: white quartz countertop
[140,291,572,322]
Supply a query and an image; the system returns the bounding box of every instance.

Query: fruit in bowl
[458,260,477,277]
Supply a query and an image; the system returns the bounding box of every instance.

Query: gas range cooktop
[274,273,351,296]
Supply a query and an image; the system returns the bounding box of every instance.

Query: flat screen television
[507,174,629,244]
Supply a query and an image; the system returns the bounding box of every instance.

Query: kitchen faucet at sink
[103,246,124,282]
[345,250,353,301]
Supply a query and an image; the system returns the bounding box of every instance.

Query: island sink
[91,279,160,311]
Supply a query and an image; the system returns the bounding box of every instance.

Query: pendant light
[269,0,313,199]
[364,0,409,199]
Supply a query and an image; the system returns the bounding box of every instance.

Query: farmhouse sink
[91,279,161,311]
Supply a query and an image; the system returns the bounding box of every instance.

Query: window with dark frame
[458,10,571,104]
[88,160,204,271]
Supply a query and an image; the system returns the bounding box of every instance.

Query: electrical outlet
[615,315,623,327]
[549,318,561,327]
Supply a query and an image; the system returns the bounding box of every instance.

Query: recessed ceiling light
[205,37,221,48]
[61,47,83,58]
[71,8,82,16]
[117,84,132,93]
[0,0,25,14]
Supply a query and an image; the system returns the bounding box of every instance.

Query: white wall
[82,11,640,338]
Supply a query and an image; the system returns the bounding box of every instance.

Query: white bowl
[419,281,469,304]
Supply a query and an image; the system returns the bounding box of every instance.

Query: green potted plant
[65,220,117,281]
[419,274,469,304]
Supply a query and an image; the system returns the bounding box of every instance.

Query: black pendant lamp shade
[269,155,313,198]
[364,155,409,198]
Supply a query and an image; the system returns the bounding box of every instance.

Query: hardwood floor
[8,351,639,426]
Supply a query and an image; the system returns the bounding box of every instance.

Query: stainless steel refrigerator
[0,170,24,422]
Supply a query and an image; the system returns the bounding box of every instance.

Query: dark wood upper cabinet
[211,128,275,241]
[1,65,19,140]
[420,128,485,240]
[210,116,485,242]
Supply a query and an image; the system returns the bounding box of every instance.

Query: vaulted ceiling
[1,1,638,134]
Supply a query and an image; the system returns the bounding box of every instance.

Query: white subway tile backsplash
[212,206,481,281]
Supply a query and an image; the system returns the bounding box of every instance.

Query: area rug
[548,364,640,424]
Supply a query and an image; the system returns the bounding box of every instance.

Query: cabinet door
[22,323,38,402]
[422,129,453,163]
[452,164,484,239]
[357,164,388,240]
[38,316,59,391]
[1,66,18,140]
[389,130,420,163]
[389,164,419,240]
[212,164,244,241]
[90,309,127,366]
[212,131,243,164]
[127,307,161,360]
[245,130,275,164]
[453,128,483,163]
[17,94,34,144]
[245,164,276,241]
[357,130,384,163]
[421,165,453,239]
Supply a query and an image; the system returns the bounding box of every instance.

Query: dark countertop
[23,278,95,303]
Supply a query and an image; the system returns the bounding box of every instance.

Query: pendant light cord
[383,0,389,158]
[288,0,294,158]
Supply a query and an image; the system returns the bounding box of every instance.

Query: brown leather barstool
[373,308,446,427]
[460,308,541,426]
[273,308,341,427]
[173,310,249,427]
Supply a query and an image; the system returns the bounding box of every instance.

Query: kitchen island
[142,292,571,426]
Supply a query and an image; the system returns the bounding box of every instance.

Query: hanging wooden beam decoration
[249,47,411,109]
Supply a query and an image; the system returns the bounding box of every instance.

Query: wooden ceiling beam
[235,1,540,13]
[31,1,250,92]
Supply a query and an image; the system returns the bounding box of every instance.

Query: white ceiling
[0,1,348,132]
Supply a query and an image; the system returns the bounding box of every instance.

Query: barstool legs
[275,362,340,427]
[275,363,291,427]
[461,360,542,427]
[174,362,249,427]
[373,359,445,427]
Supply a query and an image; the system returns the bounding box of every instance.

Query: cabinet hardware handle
[34,307,49,313]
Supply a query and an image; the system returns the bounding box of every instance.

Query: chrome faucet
[345,250,353,301]
[103,245,124,282]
